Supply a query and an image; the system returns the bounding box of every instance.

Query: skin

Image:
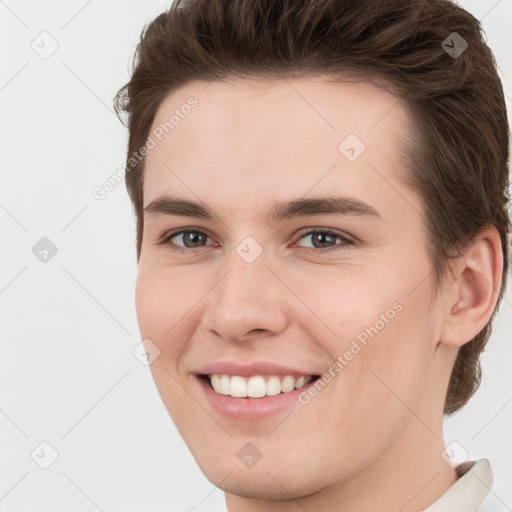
[135,77,502,511]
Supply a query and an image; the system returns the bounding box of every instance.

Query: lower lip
[197,376,315,421]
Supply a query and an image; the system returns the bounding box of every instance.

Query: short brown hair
[114,0,510,415]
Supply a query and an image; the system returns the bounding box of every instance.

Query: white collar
[422,459,493,511]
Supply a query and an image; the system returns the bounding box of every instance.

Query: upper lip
[195,361,319,377]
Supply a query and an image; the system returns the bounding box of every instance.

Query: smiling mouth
[201,374,320,398]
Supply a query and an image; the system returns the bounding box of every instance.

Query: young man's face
[135,77,456,501]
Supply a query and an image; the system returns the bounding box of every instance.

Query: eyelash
[156,227,355,255]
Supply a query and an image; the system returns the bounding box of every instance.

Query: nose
[201,251,291,344]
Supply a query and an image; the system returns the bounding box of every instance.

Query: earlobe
[440,226,503,348]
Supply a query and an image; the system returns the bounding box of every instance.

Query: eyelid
[293,227,355,245]
[156,227,218,248]
[291,227,355,252]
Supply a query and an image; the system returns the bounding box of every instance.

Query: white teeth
[266,376,282,396]
[281,375,296,393]
[211,374,221,391]
[247,376,267,398]
[230,376,247,397]
[220,374,230,395]
[295,376,306,389]
[208,374,313,398]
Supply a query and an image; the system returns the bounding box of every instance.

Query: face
[135,77,449,500]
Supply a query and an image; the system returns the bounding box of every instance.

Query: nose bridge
[202,244,289,342]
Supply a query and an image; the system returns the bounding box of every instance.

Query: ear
[439,226,504,348]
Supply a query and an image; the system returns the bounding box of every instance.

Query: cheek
[135,268,196,418]
[287,263,404,356]
[134,266,194,362]
[339,284,436,431]
[308,262,435,412]
[135,262,205,330]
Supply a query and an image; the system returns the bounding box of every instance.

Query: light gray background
[1,1,511,510]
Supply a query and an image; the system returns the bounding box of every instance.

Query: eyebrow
[143,194,383,224]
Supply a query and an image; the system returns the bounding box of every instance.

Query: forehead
[143,76,415,213]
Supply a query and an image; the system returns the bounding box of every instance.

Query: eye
[157,227,355,254]
[292,228,355,253]
[157,228,216,253]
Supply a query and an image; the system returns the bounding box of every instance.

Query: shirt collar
[422,459,493,511]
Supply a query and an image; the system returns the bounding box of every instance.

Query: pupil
[186,232,204,247]
[315,233,334,248]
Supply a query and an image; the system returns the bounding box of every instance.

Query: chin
[193,450,326,501]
